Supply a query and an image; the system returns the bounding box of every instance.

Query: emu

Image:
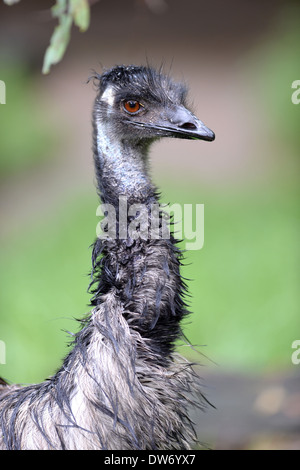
[0,65,215,450]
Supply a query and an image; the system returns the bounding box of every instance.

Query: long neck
[90,118,188,357]
[93,119,157,206]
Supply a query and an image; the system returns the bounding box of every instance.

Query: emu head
[93,65,215,144]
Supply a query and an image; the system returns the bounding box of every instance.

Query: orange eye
[123,100,142,114]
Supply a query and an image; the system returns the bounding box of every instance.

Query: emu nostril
[180,122,197,130]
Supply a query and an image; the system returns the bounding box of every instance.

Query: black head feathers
[91,64,188,107]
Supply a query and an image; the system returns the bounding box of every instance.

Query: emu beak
[160,105,215,142]
[129,105,215,142]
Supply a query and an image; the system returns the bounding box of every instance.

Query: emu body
[0,65,214,450]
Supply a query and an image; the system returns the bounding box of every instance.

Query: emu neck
[94,120,156,206]
[90,119,187,359]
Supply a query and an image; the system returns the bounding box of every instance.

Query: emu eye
[123,100,142,114]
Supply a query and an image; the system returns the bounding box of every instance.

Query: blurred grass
[163,180,299,372]
[0,191,97,384]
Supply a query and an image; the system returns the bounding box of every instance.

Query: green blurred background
[0,0,299,449]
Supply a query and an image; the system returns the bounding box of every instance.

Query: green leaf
[51,0,68,18]
[3,0,21,5]
[42,13,72,75]
[70,0,90,32]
